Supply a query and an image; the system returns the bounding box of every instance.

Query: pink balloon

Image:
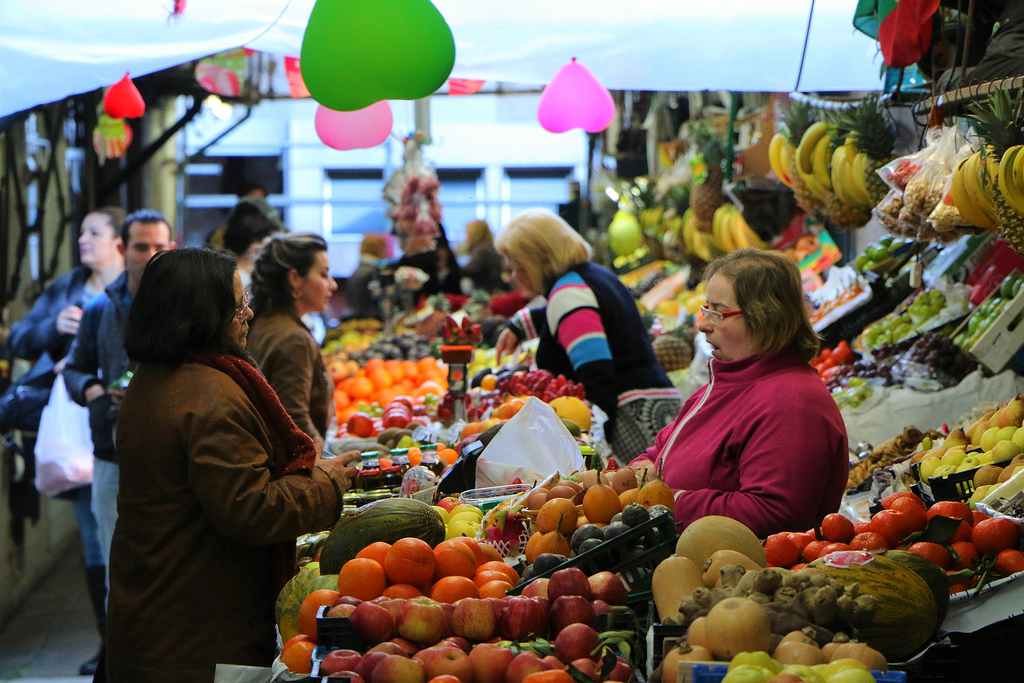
[315,101,393,151]
[537,58,614,134]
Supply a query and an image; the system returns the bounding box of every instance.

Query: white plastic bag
[475,397,585,487]
[34,375,93,497]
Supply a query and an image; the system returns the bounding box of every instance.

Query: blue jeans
[91,459,119,581]
[69,485,104,568]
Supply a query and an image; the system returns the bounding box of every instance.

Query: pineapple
[847,96,896,206]
[652,323,695,372]
[782,101,823,215]
[689,125,725,233]
[968,90,1024,254]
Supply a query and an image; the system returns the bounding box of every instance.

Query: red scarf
[191,350,317,477]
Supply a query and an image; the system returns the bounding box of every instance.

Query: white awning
[0,0,882,119]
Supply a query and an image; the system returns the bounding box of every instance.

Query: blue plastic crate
[690,664,907,683]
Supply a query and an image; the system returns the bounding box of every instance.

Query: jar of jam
[361,468,384,491]
[421,450,445,477]
[382,465,403,488]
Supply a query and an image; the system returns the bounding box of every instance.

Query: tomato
[821,514,856,543]
[850,532,889,551]
[346,411,374,438]
[972,518,1021,556]
[993,549,1024,576]
[950,541,980,571]
[908,541,951,570]
[871,510,915,548]
[927,501,973,526]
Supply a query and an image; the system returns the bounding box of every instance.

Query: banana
[769,133,793,186]
[811,134,834,194]
[849,153,874,207]
[964,151,1000,227]
[831,146,861,206]
[796,122,829,175]
[732,211,766,250]
[720,212,739,253]
[951,156,998,230]
[681,208,698,253]
[779,140,795,179]
[998,146,1024,215]
[691,231,714,262]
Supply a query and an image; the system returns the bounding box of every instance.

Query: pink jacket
[631,349,848,538]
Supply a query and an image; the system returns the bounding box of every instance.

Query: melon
[879,549,949,627]
[276,564,323,641]
[675,515,767,568]
[319,497,445,573]
[810,551,938,661]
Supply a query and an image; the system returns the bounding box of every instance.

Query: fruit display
[353,332,437,362]
[677,654,891,683]
[852,237,912,273]
[847,425,938,492]
[333,357,450,428]
[860,286,969,351]
[496,368,587,402]
[710,204,767,252]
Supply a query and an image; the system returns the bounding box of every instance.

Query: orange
[441,448,458,466]
[334,390,351,409]
[375,388,399,407]
[473,571,513,588]
[522,670,574,683]
[582,484,621,524]
[494,398,525,419]
[356,541,392,567]
[337,405,360,425]
[348,376,374,400]
[433,539,478,580]
[478,560,519,584]
[384,538,436,586]
[280,639,315,674]
[453,537,485,566]
[480,374,498,391]
[384,359,403,380]
[478,580,513,599]
[418,380,444,397]
[383,583,424,599]
[402,360,420,382]
[337,558,387,601]
[369,369,394,391]
[407,447,422,467]
[365,358,386,373]
[430,575,480,603]
[537,498,578,535]
[282,634,314,651]
[297,589,340,639]
[479,543,503,563]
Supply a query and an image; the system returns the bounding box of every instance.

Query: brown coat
[106,362,344,683]
[246,307,332,443]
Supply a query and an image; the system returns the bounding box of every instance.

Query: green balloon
[301,0,456,112]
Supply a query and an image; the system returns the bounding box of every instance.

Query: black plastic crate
[315,607,364,653]
[648,601,687,673]
[911,461,977,503]
[508,511,678,596]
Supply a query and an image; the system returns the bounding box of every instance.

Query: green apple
[932,464,959,479]
[720,665,774,683]
[990,440,1023,464]
[978,451,996,465]
[920,458,943,479]
[940,449,968,468]
[956,456,983,473]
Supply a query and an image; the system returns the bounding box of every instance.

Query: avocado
[560,418,581,437]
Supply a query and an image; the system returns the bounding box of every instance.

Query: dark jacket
[9,266,93,363]
[246,307,332,442]
[461,244,508,294]
[106,362,344,682]
[346,256,380,319]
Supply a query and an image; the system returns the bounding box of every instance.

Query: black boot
[80,565,106,676]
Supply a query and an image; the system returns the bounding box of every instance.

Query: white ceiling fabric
[0,0,882,118]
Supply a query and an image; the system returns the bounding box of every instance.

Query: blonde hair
[359,233,388,259]
[495,209,591,294]
[464,220,493,249]
[703,249,820,362]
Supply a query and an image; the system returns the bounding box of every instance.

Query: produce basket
[508,511,678,596]
[910,461,977,503]
[315,607,362,652]
[690,664,906,683]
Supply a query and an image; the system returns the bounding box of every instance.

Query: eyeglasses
[233,292,250,320]
[699,305,742,325]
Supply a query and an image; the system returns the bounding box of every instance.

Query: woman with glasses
[247,233,338,452]
[630,249,848,538]
[106,249,359,681]
[494,209,680,457]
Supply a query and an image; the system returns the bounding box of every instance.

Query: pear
[1012,428,1024,450]
[997,426,1018,443]
[940,449,968,468]
[943,428,970,448]
[969,484,994,504]
[956,456,983,473]
[974,465,1003,487]
[980,427,1004,453]
[989,440,1024,464]
[998,464,1024,484]
[968,409,999,445]
[997,395,1024,429]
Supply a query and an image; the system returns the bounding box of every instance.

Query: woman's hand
[318,449,361,492]
[56,305,83,335]
[495,327,520,364]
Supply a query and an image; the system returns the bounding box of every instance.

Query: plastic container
[459,484,532,509]
[315,607,363,652]
[912,461,977,503]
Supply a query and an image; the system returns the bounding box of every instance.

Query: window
[503,167,573,225]
[326,169,389,236]
[436,169,484,244]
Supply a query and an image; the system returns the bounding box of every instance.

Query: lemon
[549,396,591,432]
[448,511,484,527]
[822,658,868,680]
[432,506,450,524]
[449,504,482,519]
[447,520,478,540]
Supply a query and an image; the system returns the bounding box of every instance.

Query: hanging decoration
[168,0,187,23]
[300,0,455,112]
[382,136,443,254]
[537,58,615,134]
[93,113,133,162]
[314,101,393,151]
[878,0,941,68]
[103,73,146,119]
[195,49,246,97]
[448,79,485,96]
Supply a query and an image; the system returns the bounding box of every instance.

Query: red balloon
[878,0,941,69]
[104,73,146,119]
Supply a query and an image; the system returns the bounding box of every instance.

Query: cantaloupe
[675,515,767,568]
[276,565,338,641]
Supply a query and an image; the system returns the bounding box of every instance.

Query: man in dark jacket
[64,209,176,581]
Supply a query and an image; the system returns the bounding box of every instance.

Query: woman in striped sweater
[494,208,680,458]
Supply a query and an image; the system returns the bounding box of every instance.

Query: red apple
[547,567,591,601]
[542,655,563,670]
[521,578,549,600]
[443,636,472,653]
[373,654,425,683]
[469,643,515,683]
[607,655,631,682]
[452,598,497,642]
[355,651,390,682]
[571,657,601,681]
[380,598,404,623]
[591,599,612,615]
[505,652,552,683]
[413,645,474,682]
[325,602,356,618]
[318,649,362,676]
[369,642,409,656]
[398,598,446,645]
[549,595,596,632]
[486,597,506,621]
[500,596,547,641]
[438,497,460,513]
[440,602,456,638]
[554,623,600,664]
[351,600,396,646]
[388,637,421,656]
[587,571,629,606]
[333,595,364,607]
[327,672,364,683]
[347,411,374,438]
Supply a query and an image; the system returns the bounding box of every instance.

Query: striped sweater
[511,261,672,431]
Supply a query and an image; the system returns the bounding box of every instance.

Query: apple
[469,643,515,683]
[326,672,364,683]
[372,654,425,683]
[355,650,390,682]
[333,595,364,607]
[549,595,596,632]
[499,596,547,641]
[587,571,629,606]
[369,641,409,656]
[505,651,552,683]
[452,597,497,642]
[438,497,460,513]
[412,645,474,682]
[325,602,356,618]
[486,597,506,621]
[347,411,374,438]
[318,649,362,677]
[440,602,456,638]
[444,635,472,653]
[398,598,446,645]
[542,655,563,670]
[607,655,631,682]
[521,578,549,600]
[591,599,612,615]
[571,657,601,681]
[388,637,421,656]
[351,600,395,646]
[554,623,600,663]
[547,567,591,601]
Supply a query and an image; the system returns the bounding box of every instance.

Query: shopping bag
[33,375,93,497]
[475,396,585,487]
